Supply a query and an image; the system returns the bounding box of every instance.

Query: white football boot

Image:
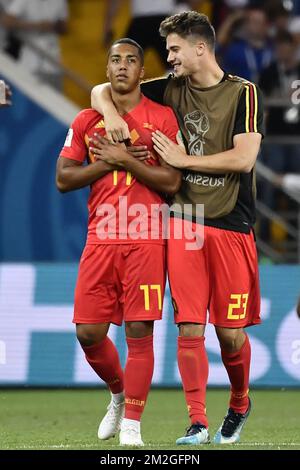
[98,396,125,440]
[119,418,144,446]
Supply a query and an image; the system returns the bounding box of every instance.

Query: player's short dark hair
[109,38,144,64]
[159,11,216,51]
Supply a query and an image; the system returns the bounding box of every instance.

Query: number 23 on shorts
[227,293,249,320]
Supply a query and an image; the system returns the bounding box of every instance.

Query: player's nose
[167,52,174,63]
[119,59,128,69]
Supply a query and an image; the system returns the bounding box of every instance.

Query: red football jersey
[60,95,179,244]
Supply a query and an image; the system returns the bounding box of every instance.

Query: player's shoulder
[75,108,103,122]
[225,74,260,92]
[72,108,104,130]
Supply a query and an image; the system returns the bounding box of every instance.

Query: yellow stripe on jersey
[245,85,250,133]
[85,133,95,162]
[253,84,258,133]
[126,171,132,186]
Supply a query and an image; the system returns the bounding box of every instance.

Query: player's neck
[111,89,142,115]
[188,59,224,89]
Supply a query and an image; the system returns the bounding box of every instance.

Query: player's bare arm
[90,135,181,195]
[152,131,262,173]
[91,83,130,142]
[56,156,116,193]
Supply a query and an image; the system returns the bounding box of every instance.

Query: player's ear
[106,66,109,79]
[195,41,205,57]
[140,66,145,80]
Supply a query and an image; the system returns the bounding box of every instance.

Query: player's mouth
[173,63,181,72]
[116,74,128,81]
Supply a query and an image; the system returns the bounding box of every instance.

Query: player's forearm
[182,149,255,174]
[56,161,113,193]
[121,155,181,195]
[91,83,113,115]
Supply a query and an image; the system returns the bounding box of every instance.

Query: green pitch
[1,389,299,450]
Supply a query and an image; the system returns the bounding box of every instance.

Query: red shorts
[168,219,261,328]
[73,243,166,325]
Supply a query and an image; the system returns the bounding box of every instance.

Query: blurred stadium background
[0,0,300,450]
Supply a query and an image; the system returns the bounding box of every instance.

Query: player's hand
[152,130,188,168]
[89,134,127,166]
[127,145,150,161]
[104,113,130,143]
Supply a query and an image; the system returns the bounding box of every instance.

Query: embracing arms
[89,135,182,195]
[56,157,114,193]
[152,131,262,174]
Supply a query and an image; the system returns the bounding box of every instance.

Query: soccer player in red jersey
[56,38,181,446]
[91,12,264,445]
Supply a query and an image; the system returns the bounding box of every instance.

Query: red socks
[221,334,251,414]
[177,336,209,428]
[82,334,154,421]
[82,336,124,394]
[124,335,154,421]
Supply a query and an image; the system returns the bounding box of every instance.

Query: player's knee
[76,325,103,346]
[125,321,153,338]
[178,323,205,337]
[216,327,244,353]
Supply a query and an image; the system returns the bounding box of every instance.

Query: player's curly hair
[159,11,216,50]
